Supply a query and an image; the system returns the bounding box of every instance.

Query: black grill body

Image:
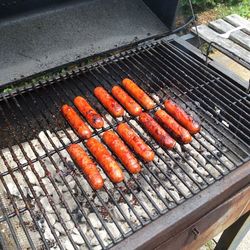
[0,1,249,249]
[0,37,249,249]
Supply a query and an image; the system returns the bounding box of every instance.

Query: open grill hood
[0,0,249,249]
[0,0,181,85]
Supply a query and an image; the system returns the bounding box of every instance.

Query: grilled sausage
[164,100,201,134]
[86,138,124,183]
[94,87,124,117]
[155,109,192,144]
[61,104,92,139]
[103,131,141,174]
[139,112,176,149]
[111,86,142,116]
[67,144,104,190]
[121,78,156,110]
[117,123,154,162]
[74,96,104,129]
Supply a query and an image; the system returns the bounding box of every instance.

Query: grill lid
[0,0,182,86]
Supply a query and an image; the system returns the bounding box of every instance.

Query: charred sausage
[121,78,156,110]
[111,86,142,116]
[94,87,124,117]
[86,138,124,183]
[164,100,201,134]
[61,104,92,139]
[67,144,104,190]
[139,112,176,149]
[74,96,104,129]
[155,109,192,144]
[117,123,154,162]
[103,130,141,174]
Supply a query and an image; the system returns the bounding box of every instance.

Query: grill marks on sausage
[74,96,104,129]
[86,138,124,183]
[155,109,192,144]
[94,87,124,117]
[111,86,142,116]
[103,130,141,174]
[61,104,92,139]
[67,144,104,190]
[121,78,156,110]
[139,112,176,149]
[164,100,201,135]
[117,123,155,162]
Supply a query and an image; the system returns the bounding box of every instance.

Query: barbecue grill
[0,0,249,249]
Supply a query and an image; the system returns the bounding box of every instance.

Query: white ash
[60,237,75,250]
[88,213,102,229]
[0,123,236,250]
[40,197,54,213]
[12,145,27,165]
[31,139,46,157]
[21,142,36,161]
[44,130,63,149]
[54,222,66,235]
[222,120,230,127]
[105,223,121,239]
[71,231,85,245]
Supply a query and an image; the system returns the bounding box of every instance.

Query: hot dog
[74,96,104,129]
[86,138,124,183]
[61,104,92,139]
[67,144,104,190]
[103,131,141,174]
[117,123,154,162]
[121,78,156,110]
[139,112,176,149]
[155,109,192,144]
[164,100,201,134]
[94,87,124,117]
[111,86,142,116]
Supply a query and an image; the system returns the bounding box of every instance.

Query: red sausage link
[74,96,104,129]
[117,123,154,162]
[155,109,192,144]
[86,138,124,183]
[67,144,104,190]
[94,87,124,117]
[139,112,176,149]
[103,131,141,174]
[61,104,92,139]
[111,86,142,116]
[164,100,201,134]
[121,78,156,110]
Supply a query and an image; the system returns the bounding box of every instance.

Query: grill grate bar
[106,54,236,178]
[155,45,250,127]
[0,39,249,249]
[1,97,89,250]
[123,46,249,158]
[152,44,250,142]
[85,66,199,196]
[21,81,126,247]
[69,71,172,212]
[94,64,210,190]
[0,108,58,249]
[55,75,157,224]
[121,50,244,171]
[164,41,250,101]
[0,176,26,249]
[120,49,240,167]
[135,46,250,151]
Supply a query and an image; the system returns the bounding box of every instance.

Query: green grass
[214,1,250,19]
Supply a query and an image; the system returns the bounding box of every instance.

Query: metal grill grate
[0,40,249,249]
